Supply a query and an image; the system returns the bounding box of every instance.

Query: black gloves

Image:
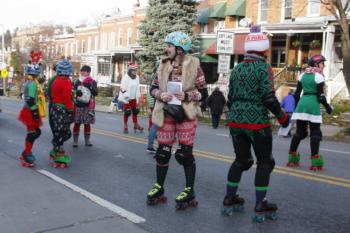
[325,104,333,114]
[76,90,83,97]
[32,109,39,120]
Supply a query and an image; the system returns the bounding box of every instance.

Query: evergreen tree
[137,0,199,76]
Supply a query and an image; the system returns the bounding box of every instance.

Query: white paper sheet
[167,81,182,105]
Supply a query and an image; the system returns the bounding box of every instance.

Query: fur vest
[152,55,201,127]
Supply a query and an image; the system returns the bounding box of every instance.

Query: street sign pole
[1,25,6,96]
[216,31,234,92]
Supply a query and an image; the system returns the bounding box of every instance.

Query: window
[87,36,92,52]
[214,21,225,33]
[259,0,268,22]
[308,0,321,16]
[110,32,115,49]
[70,43,74,56]
[64,43,68,57]
[94,35,99,51]
[200,24,208,33]
[271,49,286,67]
[282,0,292,20]
[97,56,112,76]
[81,40,85,53]
[118,29,123,47]
[127,28,132,47]
[102,33,108,50]
[75,41,79,54]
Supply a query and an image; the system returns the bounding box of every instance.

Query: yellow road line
[92,128,350,188]
[3,108,350,188]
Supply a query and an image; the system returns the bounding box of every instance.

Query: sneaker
[146,147,156,153]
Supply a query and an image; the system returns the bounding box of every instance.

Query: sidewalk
[0,152,149,233]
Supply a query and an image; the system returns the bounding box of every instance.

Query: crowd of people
[16,26,333,222]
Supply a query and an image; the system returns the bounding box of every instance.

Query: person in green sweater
[221,26,289,222]
[287,54,333,170]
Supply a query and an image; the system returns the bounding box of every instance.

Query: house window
[75,41,79,54]
[271,48,286,67]
[81,40,85,53]
[94,35,99,51]
[214,21,225,33]
[87,36,92,52]
[200,24,208,33]
[70,43,74,56]
[97,56,112,76]
[110,32,115,49]
[308,0,321,16]
[259,0,268,22]
[127,28,132,47]
[136,29,140,45]
[282,0,292,20]
[118,29,123,47]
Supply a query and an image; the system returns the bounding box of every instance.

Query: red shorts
[18,107,42,131]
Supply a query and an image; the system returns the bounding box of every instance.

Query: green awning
[197,8,210,24]
[209,2,226,19]
[200,38,218,63]
[225,0,246,17]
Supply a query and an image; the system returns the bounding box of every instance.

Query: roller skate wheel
[265,211,278,220]
[252,213,265,223]
[60,163,67,168]
[221,207,233,216]
[309,166,321,171]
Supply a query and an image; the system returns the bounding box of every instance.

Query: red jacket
[51,76,73,111]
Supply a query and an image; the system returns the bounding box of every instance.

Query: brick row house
[194,0,349,100]
[40,5,146,87]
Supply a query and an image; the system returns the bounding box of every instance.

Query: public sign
[216,31,234,54]
[218,54,231,74]
[1,69,8,78]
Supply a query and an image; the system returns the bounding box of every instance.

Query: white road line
[216,133,229,137]
[320,148,350,155]
[37,169,146,224]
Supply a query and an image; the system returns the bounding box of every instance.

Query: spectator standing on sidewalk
[280,89,295,137]
[207,87,226,129]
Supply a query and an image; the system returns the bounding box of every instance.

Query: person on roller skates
[49,59,74,168]
[287,54,332,170]
[18,61,45,167]
[146,31,207,210]
[222,26,289,222]
[119,63,143,134]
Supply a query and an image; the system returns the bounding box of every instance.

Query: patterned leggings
[50,106,72,151]
[157,117,198,146]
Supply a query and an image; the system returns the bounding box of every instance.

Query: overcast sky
[1,0,149,31]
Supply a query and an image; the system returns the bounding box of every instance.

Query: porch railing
[273,66,300,89]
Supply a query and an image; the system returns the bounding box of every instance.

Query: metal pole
[2,25,6,96]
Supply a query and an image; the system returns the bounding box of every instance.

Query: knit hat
[244,25,269,53]
[56,59,73,76]
[25,64,41,76]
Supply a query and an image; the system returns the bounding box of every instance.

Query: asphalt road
[1,98,350,233]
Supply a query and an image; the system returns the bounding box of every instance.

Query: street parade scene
[0,0,350,232]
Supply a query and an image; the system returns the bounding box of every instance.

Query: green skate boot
[286,151,300,167]
[310,154,324,171]
[175,187,198,210]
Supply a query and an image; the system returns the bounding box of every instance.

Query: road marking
[37,169,146,224]
[3,108,350,188]
[216,133,229,137]
[92,127,350,189]
[320,148,350,155]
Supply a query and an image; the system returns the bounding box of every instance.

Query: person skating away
[120,63,143,133]
[280,89,295,137]
[221,26,289,222]
[287,55,332,170]
[207,87,226,129]
[17,63,45,167]
[49,59,74,168]
[146,61,160,153]
[72,65,98,147]
[146,32,207,210]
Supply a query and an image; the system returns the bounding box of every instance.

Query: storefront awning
[200,38,218,63]
[197,8,210,24]
[209,2,226,19]
[206,34,247,55]
[225,0,246,17]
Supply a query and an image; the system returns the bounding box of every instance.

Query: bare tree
[321,0,350,92]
